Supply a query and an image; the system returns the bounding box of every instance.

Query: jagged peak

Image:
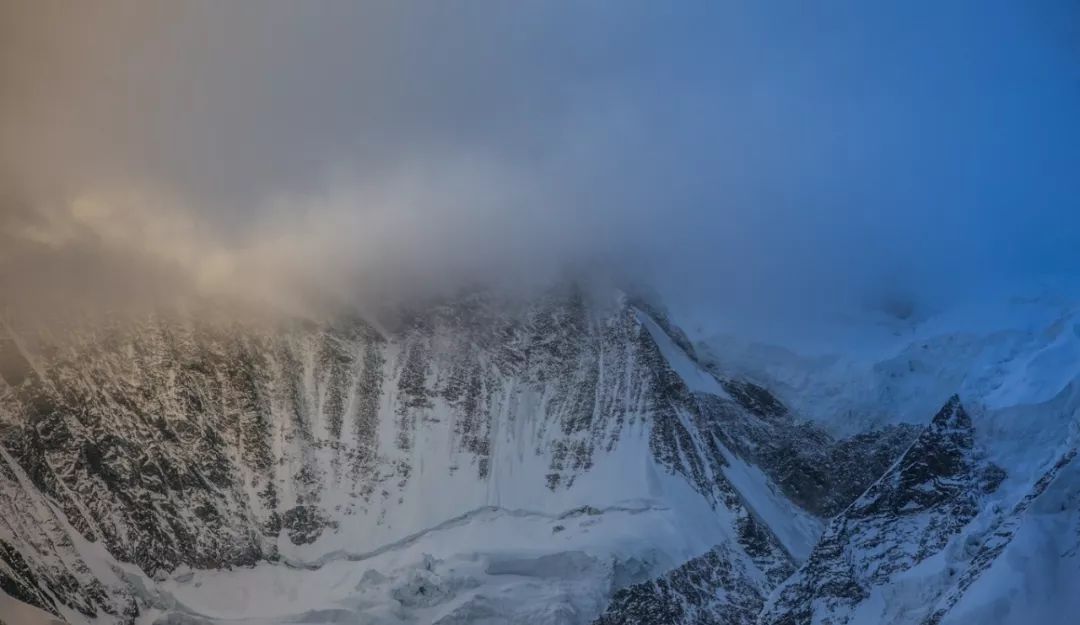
[929,394,970,431]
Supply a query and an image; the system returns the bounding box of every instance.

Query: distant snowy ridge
[697,289,1080,435]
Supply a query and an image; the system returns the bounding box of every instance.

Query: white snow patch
[717,447,822,561]
[636,310,731,398]
[150,499,723,625]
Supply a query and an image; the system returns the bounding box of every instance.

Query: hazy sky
[2,1,1079,331]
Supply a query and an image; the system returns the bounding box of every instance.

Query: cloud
[2,1,1079,330]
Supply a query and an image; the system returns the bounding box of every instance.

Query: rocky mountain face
[594,543,765,625]
[695,383,920,519]
[760,397,1005,625]
[0,286,1075,625]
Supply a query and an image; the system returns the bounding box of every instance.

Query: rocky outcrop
[593,544,765,625]
[697,383,920,518]
[0,445,137,624]
[761,396,1005,625]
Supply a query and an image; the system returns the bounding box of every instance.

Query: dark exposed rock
[695,390,920,518]
[594,544,765,625]
[761,396,1005,625]
[720,379,788,420]
[0,538,58,616]
[0,445,137,623]
[282,505,333,545]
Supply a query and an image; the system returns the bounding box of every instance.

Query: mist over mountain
[4,1,1080,328]
[2,2,1079,625]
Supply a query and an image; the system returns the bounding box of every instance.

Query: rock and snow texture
[757,390,1080,625]
[0,286,843,625]
[594,543,766,625]
[935,447,1080,625]
[760,396,1004,625]
[0,283,1077,625]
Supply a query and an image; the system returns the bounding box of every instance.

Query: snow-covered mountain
[695,284,1080,437]
[0,284,1076,624]
[697,288,1080,625]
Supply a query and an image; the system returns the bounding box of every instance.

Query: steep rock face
[588,382,923,625]
[761,396,1005,625]
[0,445,137,624]
[0,287,820,624]
[593,543,764,625]
[697,382,920,518]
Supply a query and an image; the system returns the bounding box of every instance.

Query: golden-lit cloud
[2,2,1079,331]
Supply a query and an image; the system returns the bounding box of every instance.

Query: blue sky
[2,1,1078,327]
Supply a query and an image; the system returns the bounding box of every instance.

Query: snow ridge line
[279,502,670,571]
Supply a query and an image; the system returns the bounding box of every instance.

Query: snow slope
[938,449,1080,625]
[146,502,720,625]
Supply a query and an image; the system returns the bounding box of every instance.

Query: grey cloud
[2,1,1079,331]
